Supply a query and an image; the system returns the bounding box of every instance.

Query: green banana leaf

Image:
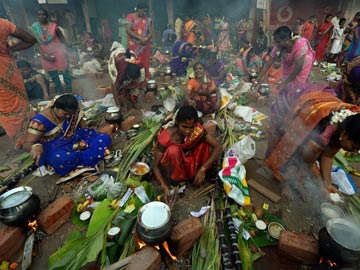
[334,152,354,173]
[48,199,116,270]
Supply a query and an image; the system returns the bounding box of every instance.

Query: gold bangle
[31,143,42,149]
[200,166,207,172]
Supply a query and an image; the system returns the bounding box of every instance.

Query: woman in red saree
[153,106,223,203]
[186,62,221,115]
[315,14,334,62]
[266,83,360,200]
[0,18,36,149]
[126,3,152,80]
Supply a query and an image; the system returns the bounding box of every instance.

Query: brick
[38,196,74,235]
[120,116,137,132]
[170,217,204,256]
[173,240,195,257]
[144,91,155,103]
[0,225,26,261]
[126,246,161,270]
[279,230,319,265]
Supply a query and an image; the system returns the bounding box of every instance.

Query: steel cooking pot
[258,84,270,96]
[164,66,172,75]
[136,201,172,244]
[146,80,157,91]
[0,186,41,226]
[319,217,360,265]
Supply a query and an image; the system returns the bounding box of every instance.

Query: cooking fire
[134,233,177,261]
[318,257,339,270]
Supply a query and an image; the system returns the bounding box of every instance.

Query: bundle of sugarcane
[214,185,233,270]
[191,196,221,270]
[115,118,162,182]
[238,223,255,270]
[224,196,242,270]
[346,194,360,224]
[217,108,237,151]
[0,152,36,190]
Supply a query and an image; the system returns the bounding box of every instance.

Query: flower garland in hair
[330,108,358,125]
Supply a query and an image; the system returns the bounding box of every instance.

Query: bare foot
[294,181,310,202]
[280,182,294,201]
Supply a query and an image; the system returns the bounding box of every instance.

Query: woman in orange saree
[0,18,36,149]
[153,106,223,203]
[266,83,360,200]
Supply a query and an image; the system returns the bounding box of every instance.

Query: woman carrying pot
[186,62,221,115]
[153,106,223,204]
[266,83,360,201]
[23,94,111,176]
[258,26,315,89]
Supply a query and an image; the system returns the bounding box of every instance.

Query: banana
[110,199,119,209]
[77,200,90,213]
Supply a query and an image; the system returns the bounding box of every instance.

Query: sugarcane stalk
[214,185,233,270]
[192,183,216,198]
[224,196,242,270]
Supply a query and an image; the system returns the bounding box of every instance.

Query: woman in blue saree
[23,94,111,176]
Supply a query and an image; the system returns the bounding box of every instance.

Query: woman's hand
[162,184,172,204]
[43,54,56,62]
[194,167,206,186]
[324,181,339,194]
[30,144,43,165]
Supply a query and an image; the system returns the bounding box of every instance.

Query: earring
[339,137,342,141]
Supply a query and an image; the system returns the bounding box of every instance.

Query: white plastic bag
[233,106,253,122]
[331,166,357,195]
[225,135,256,164]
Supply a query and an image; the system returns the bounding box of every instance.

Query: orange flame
[319,257,323,263]
[28,220,38,232]
[162,241,177,261]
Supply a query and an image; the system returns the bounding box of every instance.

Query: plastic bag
[233,106,253,122]
[331,166,358,195]
[218,156,251,206]
[219,88,232,109]
[88,173,114,200]
[107,181,128,200]
[225,135,256,164]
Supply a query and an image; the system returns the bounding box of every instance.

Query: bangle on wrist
[31,143,42,149]
[200,166,207,172]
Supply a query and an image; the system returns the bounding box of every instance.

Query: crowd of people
[2,3,360,202]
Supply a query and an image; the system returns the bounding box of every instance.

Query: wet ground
[0,72,359,270]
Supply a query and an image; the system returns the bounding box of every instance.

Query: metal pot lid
[326,217,360,251]
[138,201,171,230]
[106,106,120,113]
[0,186,32,209]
